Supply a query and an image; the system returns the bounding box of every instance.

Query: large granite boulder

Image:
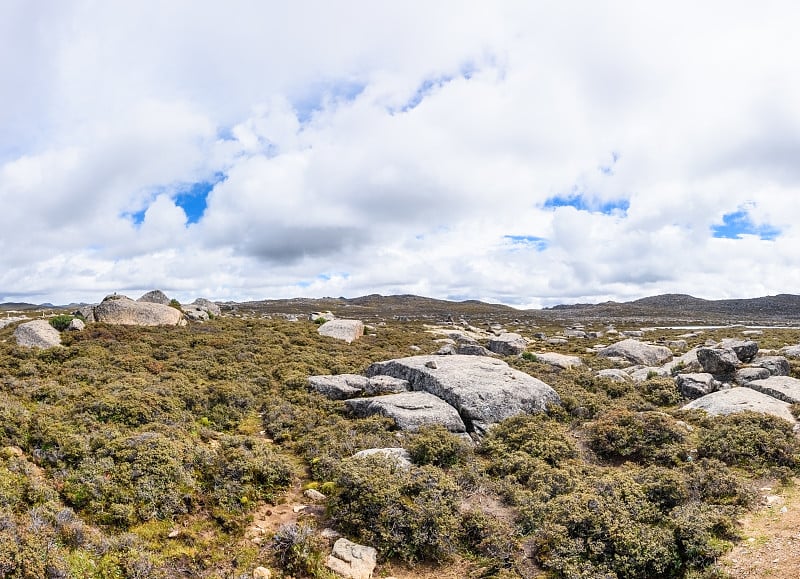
[682,387,796,423]
[696,347,740,376]
[93,295,184,326]
[745,376,800,404]
[753,356,791,376]
[192,298,221,317]
[735,367,771,385]
[345,391,466,433]
[719,339,759,363]
[366,355,559,435]
[183,305,210,322]
[597,339,673,366]
[533,352,584,369]
[318,319,364,343]
[487,332,528,356]
[675,373,720,400]
[13,320,62,349]
[309,374,368,400]
[326,538,377,579]
[137,289,172,305]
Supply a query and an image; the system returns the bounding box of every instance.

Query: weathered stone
[456,343,493,356]
[13,320,61,349]
[622,330,644,338]
[310,311,335,322]
[487,332,528,356]
[308,374,368,400]
[779,344,800,359]
[326,538,377,579]
[682,387,796,424]
[252,567,272,579]
[735,367,771,385]
[192,298,221,317]
[547,337,568,345]
[366,355,559,436]
[662,348,702,374]
[352,448,413,469]
[753,356,791,376]
[137,289,172,305]
[667,339,688,351]
[596,368,633,383]
[67,318,85,331]
[597,339,673,366]
[696,347,740,376]
[533,352,584,369]
[675,373,720,400]
[183,305,210,322]
[318,319,364,343]
[630,367,669,383]
[720,339,759,363]
[303,489,326,501]
[93,295,184,326]
[746,376,800,404]
[345,391,466,432]
[436,343,457,355]
[363,375,410,396]
[564,329,587,339]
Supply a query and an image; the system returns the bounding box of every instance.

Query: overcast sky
[2,1,799,308]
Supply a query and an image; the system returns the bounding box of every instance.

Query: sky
[1,1,799,308]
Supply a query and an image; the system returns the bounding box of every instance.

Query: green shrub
[641,376,683,406]
[587,409,689,465]
[271,522,328,577]
[407,424,472,467]
[329,456,461,562]
[481,414,577,467]
[49,314,74,331]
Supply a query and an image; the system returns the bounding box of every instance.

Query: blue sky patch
[174,172,226,225]
[293,80,366,124]
[712,210,780,240]
[543,194,629,215]
[504,235,548,251]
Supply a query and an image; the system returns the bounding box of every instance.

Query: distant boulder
[137,289,172,305]
[487,332,528,356]
[596,368,633,383]
[779,344,800,359]
[533,352,584,369]
[682,387,796,424]
[14,320,62,349]
[191,298,221,317]
[597,339,673,366]
[318,319,364,343]
[93,294,184,326]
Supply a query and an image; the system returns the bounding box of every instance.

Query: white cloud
[1,1,799,306]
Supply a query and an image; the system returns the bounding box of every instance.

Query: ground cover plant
[0,311,797,578]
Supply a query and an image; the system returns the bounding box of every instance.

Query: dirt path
[721,478,800,578]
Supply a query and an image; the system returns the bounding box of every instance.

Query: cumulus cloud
[1,1,799,306]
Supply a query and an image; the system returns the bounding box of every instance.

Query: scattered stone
[629,367,669,383]
[547,337,568,345]
[682,387,796,423]
[308,374,368,400]
[487,332,528,356]
[345,391,467,433]
[67,318,85,331]
[352,447,413,469]
[742,330,763,336]
[363,375,410,396]
[93,294,184,326]
[667,339,688,351]
[0,316,27,329]
[436,343,457,355]
[532,332,547,339]
[533,352,584,369]
[13,320,62,349]
[320,528,342,540]
[318,319,364,343]
[425,360,438,369]
[456,343,494,356]
[735,367,771,385]
[303,489,326,501]
[622,330,644,338]
[366,355,559,436]
[696,347,740,376]
[675,373,720,400]
[564,329,587,338]
[662,348,702,374]
[779,344,800,359]
[326,538,377,579]
[167,529,181,539]
[596,368,633,383]
[310,311,335,322]
[746,376,800,404]
[409,345,421,352]
[137,289,172,305]
[598,339,674,366]
[183,305,210,322]
[754,356,791,376]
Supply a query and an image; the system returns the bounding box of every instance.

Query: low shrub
[49,314,75,332]
[641,376,683,406]
[407,424,472,467]
[586,409,689,465]
[271,522,328,577]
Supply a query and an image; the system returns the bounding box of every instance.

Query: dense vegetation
[0,314,798,578]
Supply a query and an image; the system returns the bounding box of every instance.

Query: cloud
[2,1,800,306]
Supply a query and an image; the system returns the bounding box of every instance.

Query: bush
[49,315,75,332]
[328,456,461,562]
[586,409,689,465]
[480,414,577,467]
[271,522,327,577]
[697,411,800,473]
[407,425,472,467]
[641,376,683,406]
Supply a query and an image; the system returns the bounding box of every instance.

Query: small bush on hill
[587,409,689,465]
[407,424,472,467]
[49,314,75,331]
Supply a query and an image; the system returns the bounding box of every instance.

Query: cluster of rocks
[309,354,560,437]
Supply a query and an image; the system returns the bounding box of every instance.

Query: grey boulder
[735,367,771,385]
[534,352,584,369]
[93,295,184,326]
[597,339,673,366]
[366,354,559,436]
[14,320,62,349]
[746,376,800,404]
[682,387,796,424]
[345,391,466,433]
[318,319,364,343]
[487,332,528,356]
[137,289,172,305]
[779,344,800,359]
[352,447,413,469]
[675,373,720,400]
[308,374,368,400]
[696,347,740,376]
[753,356,791,376]
[596,368,633,383]
[720,339,759,363]
[326,538,377,579]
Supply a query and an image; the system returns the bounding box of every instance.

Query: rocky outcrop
[596,368,633,383]
[735,367,771,385]
[67,318,85,331]
[533,352,583,369]
[345,391,466,433]
[779,344,800,359]
[719,339,759,363]
[362,375,410,396]
[318,319,364,343]
[753,356,790,376]
[308,374,368,400]
[675,373,720,400]
[696,347,740,376]
[13,320,62,349]
[597,339,673,366]
[192,298,221,317]
[745,376,800,404]
[93,295,184,326]
[326,538,377,579]
[487,332,528,356]
[682,387,796,424]
[137,289,172,305]
[366,355,559,436]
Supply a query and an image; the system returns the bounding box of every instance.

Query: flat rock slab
[13,320,62,349]
[746,376,800,404]
[345,391,466,433]
[534,352,583,369]
[326,538,377,579]
[366,354,559,436]
[735,367,771,385]
[487,332,528,356]
[363,375,410,395]
[318,319,364,343]
[598,339,673,366]
[308,374,368,400]
[780,345,800,359]
[683,387,796,424]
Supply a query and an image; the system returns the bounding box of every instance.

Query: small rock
[292,505,308,513]
[424,360,438,369]
[304,489,326,501]
[326,538,377,579]
[252,567,272,579]
[67,318,86,331]
[168,529,180,539]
